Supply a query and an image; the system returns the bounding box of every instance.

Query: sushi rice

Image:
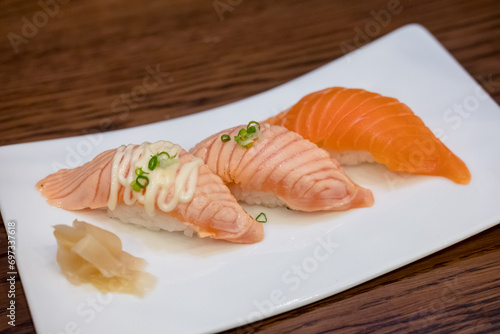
[108,204,195,237]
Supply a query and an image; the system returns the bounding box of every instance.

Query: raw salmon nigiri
[264,87,471,184]
[189,124,374,212]
[37,141,264,244]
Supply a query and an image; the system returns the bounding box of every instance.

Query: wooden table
[1,0,499,333]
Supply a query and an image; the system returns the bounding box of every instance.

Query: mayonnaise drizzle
[107,141,203,216]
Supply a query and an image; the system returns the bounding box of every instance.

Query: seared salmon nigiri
[264,87,471,184]
[37,141,264,244]
[190,123,374,212]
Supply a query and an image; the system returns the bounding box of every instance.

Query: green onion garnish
[221,134,230,142]
[158,151,174,159]
[136,175,149,188]
[256,212,267,223]
[234,121,261,148]
[131,167,150,192]
[131,150,179,193]
[247,121,260,130]
[130,180,142,192]
[148,156,158,170]
[148,151,178,171]
[135,167,149,176]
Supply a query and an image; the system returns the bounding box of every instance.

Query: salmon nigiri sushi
[189,123,374,212]
[264,87,471,184]
[37,141,264,244]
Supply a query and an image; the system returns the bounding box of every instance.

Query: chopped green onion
[158,151,175,159]
[148,156,158,170]
[233,121,261,148]
[131,150,179,193]
[148,151,178,171]
[131,167,150,192]
[135,167,149,176]
[130,180,142,192]
[237,128,248,139]
[256,212,267,223]
[130,175,149,192]
[235,138,254,148]
[136,175,149,188]
[221,134,230,142]
[247,121,260,130]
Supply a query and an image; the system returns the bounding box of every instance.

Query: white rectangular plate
[1,24,499,334]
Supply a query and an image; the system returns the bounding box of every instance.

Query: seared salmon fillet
[37,141,264,244]
[190,124,374,212]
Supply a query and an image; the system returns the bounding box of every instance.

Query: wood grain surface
[1,0,499,333]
